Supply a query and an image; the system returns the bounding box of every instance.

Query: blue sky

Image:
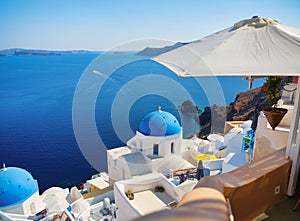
[1,0,300,50]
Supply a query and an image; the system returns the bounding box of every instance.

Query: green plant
[125,189,134,200]
[261,77,289,109]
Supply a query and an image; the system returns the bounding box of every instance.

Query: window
[139,140,143,151]
[171,143,174,153]
[30,202,36,214]
[153,144,159,155]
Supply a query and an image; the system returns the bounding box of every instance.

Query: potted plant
[261,76,288,130]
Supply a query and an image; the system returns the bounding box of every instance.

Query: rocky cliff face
[226,87,267,121]
[197,87,268,138]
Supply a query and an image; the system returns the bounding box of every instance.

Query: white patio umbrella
[153,16,300,77]
[71,200,91,220]
[41,187,70,213]
[42,193,69,213]
[153,16,300,196]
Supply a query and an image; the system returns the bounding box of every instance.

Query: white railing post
[286,78,300,196]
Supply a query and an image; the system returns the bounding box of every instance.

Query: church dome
[0,166,38,208]
[138,108,181,136]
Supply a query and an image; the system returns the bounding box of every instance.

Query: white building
[107,108,196,182]
[114,173,179,221]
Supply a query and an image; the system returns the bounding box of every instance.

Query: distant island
[0,43,190,57]
[0,48,95,56]
[137,42,188,56]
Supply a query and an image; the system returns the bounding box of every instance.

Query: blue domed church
[133,107,182,156]
[0,165,45,216]
[107,108,194,182]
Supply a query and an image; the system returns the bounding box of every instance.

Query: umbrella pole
[286,78,300,196]
[248,77,253,89]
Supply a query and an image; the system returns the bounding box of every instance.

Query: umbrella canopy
[195,153,217,161]
[153,16,300,77]
[42,194,69,213]
[72,200,91,220]
[41,187,70,213]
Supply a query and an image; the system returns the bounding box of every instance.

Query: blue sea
[0,52,264,192]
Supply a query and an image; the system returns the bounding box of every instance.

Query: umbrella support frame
[286,79,300,196]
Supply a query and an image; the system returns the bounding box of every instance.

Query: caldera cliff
[196,87,268,138]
